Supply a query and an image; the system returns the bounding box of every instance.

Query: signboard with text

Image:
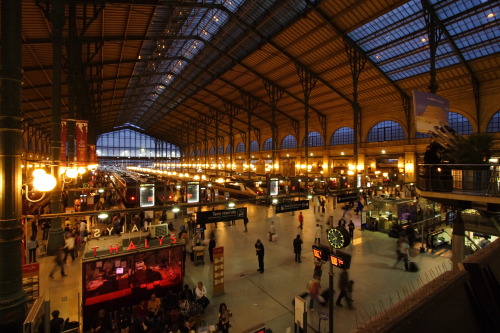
[337,192,358,203]
[196,207,247,224]
[275,200,309,214]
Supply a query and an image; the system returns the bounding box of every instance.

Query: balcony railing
[416,164,500,197]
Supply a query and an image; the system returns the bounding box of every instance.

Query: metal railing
[416,164,500,197]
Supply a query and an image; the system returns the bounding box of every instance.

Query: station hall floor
[37,198,452,333]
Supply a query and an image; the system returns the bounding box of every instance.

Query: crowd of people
[84,281,229,333]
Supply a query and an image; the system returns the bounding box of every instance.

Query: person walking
[314,224,322,244]
[208,235,216,263]
[27,235,38,263]
[298,212,304,230]
[348,220,355,241]
[243,216,248,232]
[49,246,67,279]
[269,221,276,241]
[63,233,75,262]
[41,219,51,241]
[336,268,354,309]
[293,235,303,262]
[394,235,410,271]
[255,239,265,273]
[218,303,232,333]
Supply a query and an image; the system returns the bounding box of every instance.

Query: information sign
[337,192,358,203]
[275,200,309,214]
[196,207,247,224]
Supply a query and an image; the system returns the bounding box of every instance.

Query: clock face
[327,227,351,249]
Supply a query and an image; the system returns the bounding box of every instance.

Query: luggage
[408,262,419,272]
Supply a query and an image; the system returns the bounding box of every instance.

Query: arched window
[225,144,233,154]
[448,111,472,135]
[366,121,405,142]
[486,110,500,133]
[415,132,431,138]
[302,131,323,147]
[197,149,201,156]
[281,135,297,149]
[217,145,224,154]
[191,150,195,156]
[263,138,273,151]
[250,140,259,152]
[96,128,180,158]
[235,142,245,153]
[330,127,354,145]
[209,147,215,155]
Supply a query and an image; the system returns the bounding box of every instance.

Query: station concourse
[0,1,499,332]
[38,196,452,333]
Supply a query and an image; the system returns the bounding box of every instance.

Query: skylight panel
[348,0,421,42]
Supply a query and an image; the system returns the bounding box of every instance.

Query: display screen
[187,182,200,203]
[269,178,279,196]
[139,184,155,207]
[82,245,183,307]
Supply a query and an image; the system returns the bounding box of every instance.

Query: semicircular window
[250,140,259,152]
[263,138,273,151]
[217,145,224,154]
[486,110,500,133]
[209,147,215,155]
[225,144,233,154]
[281,135,298,149]
[366,121,405,142]
[330,127,354,145]
[448,111,472,134]
[235,142,245,153]
[302,131,323,147]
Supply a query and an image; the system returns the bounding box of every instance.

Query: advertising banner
[75,120,88,163]
[413,90,449,133]
[196,207,247,224]
[88,145,97,163]
[275,200,309,214]
[61,120,67,161]
[187,182,200,203]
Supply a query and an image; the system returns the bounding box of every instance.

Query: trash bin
[193,246,205,266]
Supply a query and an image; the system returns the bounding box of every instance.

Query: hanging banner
[412,90,449,133]
[61,120,67,161]
[88,145,97,163]
[75,120,88,163]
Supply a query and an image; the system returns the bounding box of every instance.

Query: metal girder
[224,5,352,107]
[307,0,409,100]
[421,0,481,127]
[163,111,219,143]
[422,0,444,94]
[151,78,261,132]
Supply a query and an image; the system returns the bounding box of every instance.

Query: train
[110,172,177,208]
[211,181,258,199]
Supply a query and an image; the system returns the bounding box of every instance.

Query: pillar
[0,1,27,331]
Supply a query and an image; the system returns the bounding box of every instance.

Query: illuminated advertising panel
[270,178,279,196]
[187,182,200,203]
[140,184,155,207]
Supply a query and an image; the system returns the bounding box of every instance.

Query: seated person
[147,293,161,318]
[50,310,64,333]
[194,281,210,309]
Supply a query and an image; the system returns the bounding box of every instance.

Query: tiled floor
[36,197,452,333]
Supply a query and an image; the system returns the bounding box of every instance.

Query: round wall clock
[327,227,351,249]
